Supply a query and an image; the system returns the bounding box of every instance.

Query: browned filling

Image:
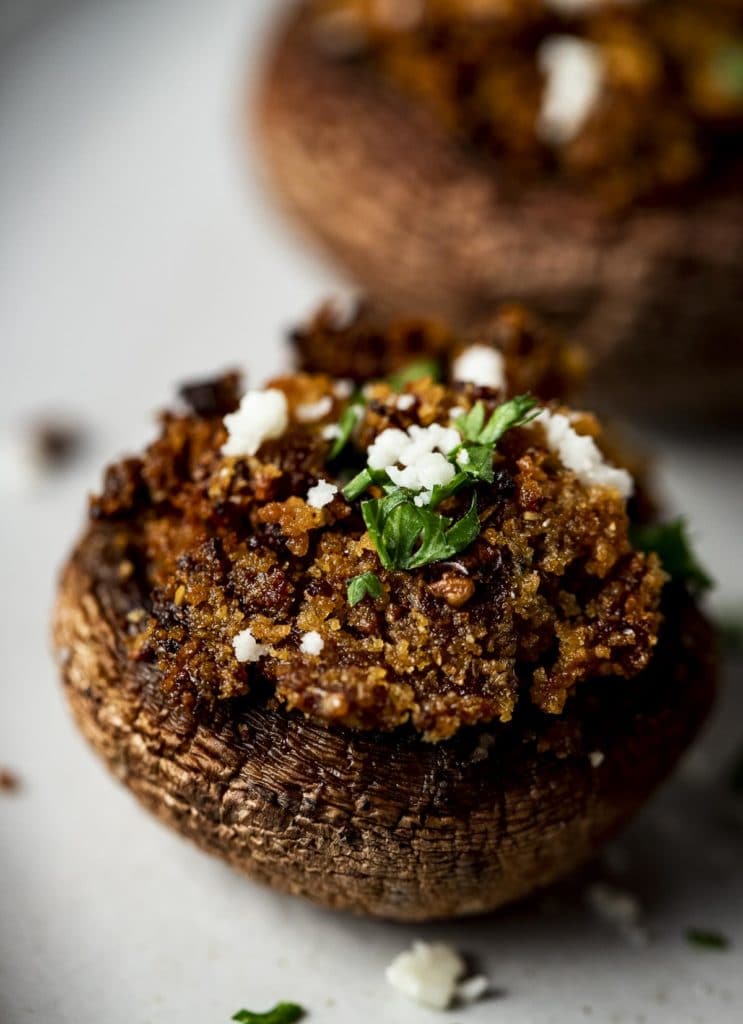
[310,0,743,208]
[91,312,665,742]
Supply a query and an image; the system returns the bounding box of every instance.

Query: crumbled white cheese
[456,448,471,466]
[533,409,633,498]
[396,393,416,411]
[296,395,333,422]
[367,423,460,496]
[222,389,288,458]
[306,478,338,508]
[232,627,267,663]
[589,750,605,768]
[388,451,455,492]
[537,35,604,145]
[386,942,489,1010]
[452,345,506,390]
[456,975,490,1004]
[321,423,342,441]
[300,630,324,656]
[414,490,434,508]
[386,942,464,1010]
[448,406,466,421]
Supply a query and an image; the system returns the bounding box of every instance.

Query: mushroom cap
[53,520,714,921]
[255,4,743,425]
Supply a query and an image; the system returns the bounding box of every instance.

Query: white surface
[0,2,742,1022]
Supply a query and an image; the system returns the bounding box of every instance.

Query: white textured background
[1,2,742,1021]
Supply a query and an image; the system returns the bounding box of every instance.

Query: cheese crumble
[534,409,633,498]
[537,35,604,145]
[296,395,333,422]
[222,389,288,458]
[386,941,489,1010]
[452,344,506,390]
[300,630,324,655]
[232,627,267,663]
[306,478,338,508]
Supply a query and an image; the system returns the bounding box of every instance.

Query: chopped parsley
[685,928,731,951]
[629,519,712,594]
[347,571,383,606]
[387,357,441,392]
[340,395,536,580]
[232,1003,304,1024]
[328,398,364,461]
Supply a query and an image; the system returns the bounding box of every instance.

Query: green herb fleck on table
[232,1002,304,1024]
[347,571,383,606]
[630,519,712,594]
[685,928,731,952]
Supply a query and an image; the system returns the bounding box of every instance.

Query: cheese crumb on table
[534,409,633,498]
[306,479,338,508]
[452,345,506,390]
[300,630,324,656]
[385,941,489,1010]
[232,627,267,663]
[222,389,288,457]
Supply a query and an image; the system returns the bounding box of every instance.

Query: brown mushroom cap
[255,5,743,424]
[53,520,714,921]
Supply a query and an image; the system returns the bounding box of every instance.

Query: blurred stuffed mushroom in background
[256,0,743,425]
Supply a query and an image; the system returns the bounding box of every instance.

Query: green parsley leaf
[458,443,495,483]
[347,571,383,607]
[630,519,713,594]
[685,928,731,951]
[387,357,441,392]
[328,399,364,461]
[343,466,388,501]
[232,1002,304,1024]
[361,493,480,571]
[478,394,539,445]
[455,394,538,445]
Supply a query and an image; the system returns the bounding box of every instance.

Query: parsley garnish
[361,493,480,570]
[630,519,712,594]
[347,571,383,606]
[455,395,538,445]
[387,357,441,392]
[232,1003,303,1023]
[340,395,535,582]
[685,928,731,951]
[328,398,364,461]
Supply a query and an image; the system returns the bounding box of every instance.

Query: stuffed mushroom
[256,0,743,423]
[53,307,715,920]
